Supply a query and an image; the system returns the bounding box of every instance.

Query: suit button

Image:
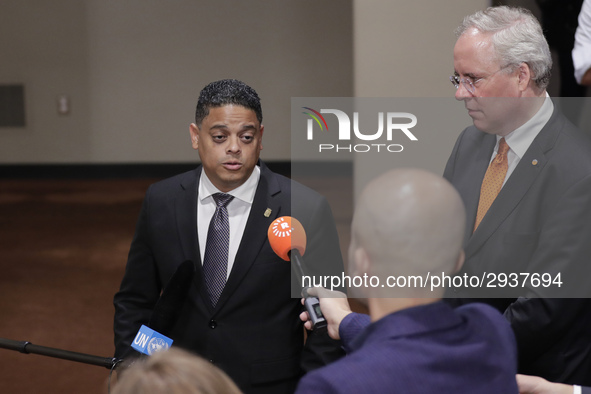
[209,319,217,329]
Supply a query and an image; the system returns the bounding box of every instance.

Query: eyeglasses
[449,74,482,95]
[450,65,514,95]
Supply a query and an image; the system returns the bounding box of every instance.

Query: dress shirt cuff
[574,385,582,394]
[339,312,370,353]
[573,50,591,84]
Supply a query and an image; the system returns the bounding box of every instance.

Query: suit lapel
[213,162,284,312]
[176,169,200,264]
[465,109,562,259]
[176,168,212,310]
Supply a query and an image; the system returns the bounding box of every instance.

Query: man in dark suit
[113,79,344,393]
[446,6,591,385]
[296,169,519,393]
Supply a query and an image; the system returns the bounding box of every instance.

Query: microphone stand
[0,260,195,373]
[0,337,121,370]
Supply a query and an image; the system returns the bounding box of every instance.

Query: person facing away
[112,348,242,394]
[295,169,519,394]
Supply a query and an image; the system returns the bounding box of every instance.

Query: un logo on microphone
[147,337,170,355]
[132,325,174,356]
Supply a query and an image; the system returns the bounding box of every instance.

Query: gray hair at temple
[456,6,552,91]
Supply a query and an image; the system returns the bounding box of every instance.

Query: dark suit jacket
[295,302,519,393]
[443,106,591,384]
[114,161,345,394]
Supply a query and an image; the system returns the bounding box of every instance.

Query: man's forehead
[208,103,253,113]
[454,31,499,70]
[455,29,494,53]
[205,105,258,120]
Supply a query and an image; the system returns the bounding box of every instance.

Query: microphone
[268,217,326,329]
[131,325,173,356]
[122,260,195,364]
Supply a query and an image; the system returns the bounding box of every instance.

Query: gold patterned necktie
[474,137,509,231]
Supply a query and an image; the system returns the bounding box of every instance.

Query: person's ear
[190,123,200,150]
[355,246,371,276]
[258,124,264,151]
[453,250,465,274]
[517,63,532,92]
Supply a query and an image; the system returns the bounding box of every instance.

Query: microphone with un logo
[129,259,194,357]
[267,217,327,330]
[131,325,173,356]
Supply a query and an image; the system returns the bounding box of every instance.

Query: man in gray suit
[445,6,591,385]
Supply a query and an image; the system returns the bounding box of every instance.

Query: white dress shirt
[197,165,260,278]
[574,385,582,394]
[573,0,591,84]
[491,94,554,187]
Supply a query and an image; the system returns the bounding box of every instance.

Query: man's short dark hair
[195,79,263,126]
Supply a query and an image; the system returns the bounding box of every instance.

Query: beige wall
[0,1,92,163]
[354,0,489,97]
[0,0,353,164]
[352,0,489,195]
[1,1,500,165]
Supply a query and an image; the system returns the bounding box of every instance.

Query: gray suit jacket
[443,106,591,384]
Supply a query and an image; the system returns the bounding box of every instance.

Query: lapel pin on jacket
[532,159,538,166]
[264,208,272,217]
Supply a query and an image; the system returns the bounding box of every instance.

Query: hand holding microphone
[267,217,327,330]
[299,287,351,340]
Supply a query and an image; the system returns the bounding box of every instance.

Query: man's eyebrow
[454,70,478,79]
[208,123,258,131]
[209,124,229,131]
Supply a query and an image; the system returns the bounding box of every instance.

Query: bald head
[350,169,466,286]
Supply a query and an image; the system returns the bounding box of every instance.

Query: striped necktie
[203,192,234,307]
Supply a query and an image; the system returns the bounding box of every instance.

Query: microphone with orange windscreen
[268,216,326,329]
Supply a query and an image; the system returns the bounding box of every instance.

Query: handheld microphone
[268,217,326,329]
[120,260,195,366]
[131,325,173,356]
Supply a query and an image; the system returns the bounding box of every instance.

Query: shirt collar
[199,165,260,204]
[499,92,553,158]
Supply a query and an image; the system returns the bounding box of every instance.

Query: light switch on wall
[57,95,70,115]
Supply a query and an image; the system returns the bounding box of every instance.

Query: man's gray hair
[456,6,552,90]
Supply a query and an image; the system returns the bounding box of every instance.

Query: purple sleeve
[339,312,371,353]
